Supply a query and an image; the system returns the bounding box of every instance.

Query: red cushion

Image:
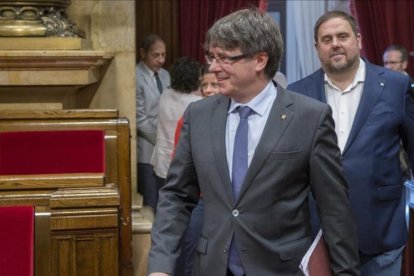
[0,206,34,276]
[0,130,105,175]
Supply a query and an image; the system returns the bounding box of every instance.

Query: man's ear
[357,33,362,50]
[255,52,268,72]
[139,48,146,60]
[402,60,408,71]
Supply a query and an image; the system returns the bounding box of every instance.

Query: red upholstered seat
[0,130,105,175]
[0,206,34,276]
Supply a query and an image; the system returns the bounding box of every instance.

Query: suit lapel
[309,69,327,102]
[211,96,234,201]
[342,64,385,154]
[238,88,294,201]
[139,62,159,96]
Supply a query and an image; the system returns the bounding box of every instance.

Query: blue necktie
[228,106,253,276]
[154,71,163,94]
[232,106,253,199]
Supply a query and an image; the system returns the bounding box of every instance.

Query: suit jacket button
[232,209,239,217]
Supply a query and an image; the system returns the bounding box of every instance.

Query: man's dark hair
[384,45,409,62]
[314,10,359,42]
[140,34,164,52]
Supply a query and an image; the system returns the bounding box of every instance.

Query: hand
[148,273,170,276]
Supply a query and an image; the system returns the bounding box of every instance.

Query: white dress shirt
[324,59,366,152]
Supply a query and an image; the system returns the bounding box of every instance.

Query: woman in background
[151,57,202,204]
[173,64,219,147]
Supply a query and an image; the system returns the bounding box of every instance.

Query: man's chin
[326,62,350,74]
[218,89,232,97]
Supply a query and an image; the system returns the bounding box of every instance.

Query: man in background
[288,10,414,275]
[136,34,170,210]
[383,44,413,182]
[383,45,412,77]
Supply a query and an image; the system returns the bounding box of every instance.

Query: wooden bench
[0,109,132,276]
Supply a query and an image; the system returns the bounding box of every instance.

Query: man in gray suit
[136,34,170,210]
[148,8,359,276]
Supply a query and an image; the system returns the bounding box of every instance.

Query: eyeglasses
[384,60,403,66]
[205,52,248,65]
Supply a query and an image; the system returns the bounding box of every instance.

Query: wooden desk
[0,109,132,276]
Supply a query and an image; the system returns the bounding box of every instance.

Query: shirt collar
[142,62,157,77]
[228,81,277,116]
[324,58,366,92]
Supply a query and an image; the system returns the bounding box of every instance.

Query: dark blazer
[148,86,359,275]
[288,62,414,255]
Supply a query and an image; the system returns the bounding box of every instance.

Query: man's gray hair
[204,7,283,79]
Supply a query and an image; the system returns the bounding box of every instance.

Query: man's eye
[218,56,228,62]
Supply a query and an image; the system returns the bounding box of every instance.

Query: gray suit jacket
[136,61,170,163]
[149,86,360,275]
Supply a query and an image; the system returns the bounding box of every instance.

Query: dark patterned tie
[154,71,163,94]
[228,106,253,276]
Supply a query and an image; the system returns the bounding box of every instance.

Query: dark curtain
[350,0,414,76]
[135,0,266,69]
[179,0,261,63]
[135,0,180,69]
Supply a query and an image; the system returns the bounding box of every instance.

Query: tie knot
[237,106,253,119]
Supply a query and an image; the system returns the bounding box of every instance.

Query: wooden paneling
[0,109,132,276]
[52,231,118,276]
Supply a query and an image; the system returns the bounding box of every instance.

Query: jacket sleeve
[309,105,360,275]
[148,105,199,274]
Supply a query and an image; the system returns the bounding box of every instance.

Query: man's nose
[158,55,165,64]
[208,59,221,72]
[331,37,340,48]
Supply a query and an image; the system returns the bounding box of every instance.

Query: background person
[136,34,170,210]
[383,44,413,182]
[383,44,412,77]
[288,10,414,276]
[151,56,202,201]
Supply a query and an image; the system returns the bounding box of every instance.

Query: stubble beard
[324,54,359,75]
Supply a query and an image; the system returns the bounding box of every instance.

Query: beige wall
[68,0,138,202]
[0,1,141,273]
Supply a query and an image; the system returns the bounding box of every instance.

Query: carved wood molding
[0,50,111,70]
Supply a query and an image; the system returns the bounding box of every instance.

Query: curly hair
[170,57,201,93]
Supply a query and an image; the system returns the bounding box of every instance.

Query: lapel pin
[281,114,287,120]
[380,82,384,86]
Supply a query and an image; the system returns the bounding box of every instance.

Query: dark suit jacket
[148,86,360,275]
[288,62,414,255]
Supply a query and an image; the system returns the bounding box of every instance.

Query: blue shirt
[226,81,277,181]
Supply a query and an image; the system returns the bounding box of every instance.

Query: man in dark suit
[288,10,414,276]
[383,45,413,181]
[148,8,359,276]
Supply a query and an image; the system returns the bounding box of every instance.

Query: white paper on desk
[299,229,323,276]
